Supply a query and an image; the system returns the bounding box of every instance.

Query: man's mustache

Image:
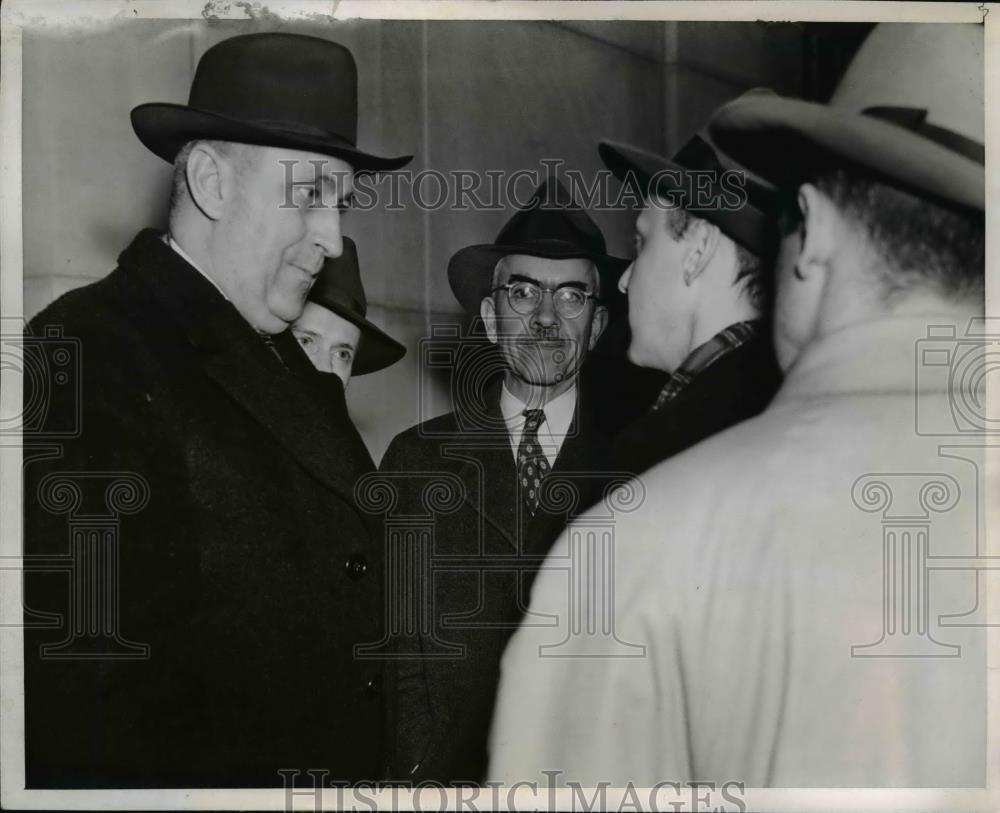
[527,326,564,342]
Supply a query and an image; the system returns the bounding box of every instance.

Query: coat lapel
[120,231,375,506]
[450,385,608,553]
[448,385,520,551]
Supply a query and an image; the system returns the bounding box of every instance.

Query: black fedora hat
[447,179,629,314]
[599,101,778,256]
[305,237,406,376]
[131,33,412,172]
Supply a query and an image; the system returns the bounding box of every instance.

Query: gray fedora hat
[708,24,984,211]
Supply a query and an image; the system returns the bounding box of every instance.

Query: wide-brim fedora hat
[447,179,629,314]
[131,33,412,172]
[599,104,778,255]
[707,24,984,211]
[306,237,406,376]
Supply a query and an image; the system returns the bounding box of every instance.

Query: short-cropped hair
[782,167,985,303]
[168,139,254,218]
[664,207,768,308]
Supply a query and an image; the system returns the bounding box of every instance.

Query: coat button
[365,674,381,698]
[345,554,368,579]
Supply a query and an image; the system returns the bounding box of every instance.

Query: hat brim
[598,140,774,256]
[312,299,406,376]
[447,242,629,315]
[131,103,413,172]
[707,95,984,211]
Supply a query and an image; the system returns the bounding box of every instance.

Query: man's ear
[682,219,720,286]
[794,183,838,281]
[185,142,232,221]
[480,296,499,345]
[588,303,609,351]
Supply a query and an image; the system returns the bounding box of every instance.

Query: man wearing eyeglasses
[378,179,626,784]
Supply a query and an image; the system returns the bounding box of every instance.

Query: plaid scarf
[652,320,762,412]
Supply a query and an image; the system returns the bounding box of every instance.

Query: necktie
[258,331,289,370]
[517,409,550,516]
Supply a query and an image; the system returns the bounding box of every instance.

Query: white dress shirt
[167,235,229,301]
[499,382,577,467]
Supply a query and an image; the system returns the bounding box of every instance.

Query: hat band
[498,208,607,256]
[309,288,366,318]
[863,107,984,165]
[672,134,725,174]
[243,118,357,149]
[668,135,775,211]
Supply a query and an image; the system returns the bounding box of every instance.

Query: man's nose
[304,342,333,374]
[310,207,344,259]
[531,290,559,327]
[618,263,633,294]
[317,355,334,374]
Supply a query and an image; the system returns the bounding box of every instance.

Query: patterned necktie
[517,409,551,516]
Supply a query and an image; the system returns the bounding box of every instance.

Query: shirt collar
[653,319,762,411]
[167,235,229,302]
[500,381,577,440]
[773,312,977,404]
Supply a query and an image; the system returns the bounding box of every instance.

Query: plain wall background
[22,18,861,460]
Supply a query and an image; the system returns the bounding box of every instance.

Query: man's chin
[269,297,309,328]
[510,366,578,389]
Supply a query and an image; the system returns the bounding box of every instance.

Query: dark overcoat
[377,384,613,783]
[23,230,388,787]
[611,333,782,476]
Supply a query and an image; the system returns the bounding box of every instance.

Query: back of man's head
[803,168,983,305]
[771,167,983,371]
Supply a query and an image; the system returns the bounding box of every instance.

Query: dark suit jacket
[377,383,612,784]
[23,230,387,787]
[611,332,782,476]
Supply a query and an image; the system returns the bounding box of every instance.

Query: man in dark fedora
[490,23,985,787]
[23,33,410,787]
[291,237,406,387]
[378,179,625,783]
[598,112,782,476]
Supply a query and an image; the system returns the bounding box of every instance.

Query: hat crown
[672,130,776,212]
[188,33,359,146]
[308,237,367,317]
[495,179,608,256]
[831,23,983,147]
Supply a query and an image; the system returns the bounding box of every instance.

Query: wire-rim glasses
[491,281,598,319]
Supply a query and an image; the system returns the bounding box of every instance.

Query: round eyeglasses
[491,281,598,319]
